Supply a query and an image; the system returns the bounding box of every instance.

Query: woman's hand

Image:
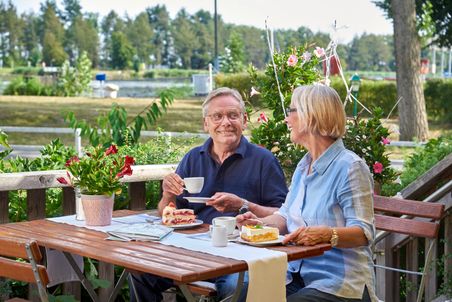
[206,192,243,213]
[235,212,259,229]
[282,225,332,246]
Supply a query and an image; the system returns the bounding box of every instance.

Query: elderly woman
[237,84,377,301]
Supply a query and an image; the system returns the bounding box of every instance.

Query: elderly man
[129,87,288,302]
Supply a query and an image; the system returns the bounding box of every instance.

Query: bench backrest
[374,195,444,239]
[0,237,49,287]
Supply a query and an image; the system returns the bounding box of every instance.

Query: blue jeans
[129,271,249,302]
[286,273,371,302]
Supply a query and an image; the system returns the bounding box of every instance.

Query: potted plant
[57,145,134,226]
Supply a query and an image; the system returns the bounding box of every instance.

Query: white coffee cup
[211,225,228,247]
[183,177,204,194]
[212,216,236,235]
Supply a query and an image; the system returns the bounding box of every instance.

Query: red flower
[124,155,135,166]
[105,145,118,156]
[65,156,79,167]
[57,177,68,184]
[373,162,384,174]
[117,165,133,178]
[257,112,269,123]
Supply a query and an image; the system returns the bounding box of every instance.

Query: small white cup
[212,216,236,235]
[211,225,228,247]
[184,177,204,194]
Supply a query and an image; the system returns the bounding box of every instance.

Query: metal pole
[208,63,213,91]
[448,48,451,77]
[440,48,445,78]
[431,47,437,75]
[214,0,218,71]
[352,91,358,117]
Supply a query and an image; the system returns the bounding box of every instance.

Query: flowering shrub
[342,108,397,190]
[248,45,397,189]
[57,145,135,195]
[248,45,321,178]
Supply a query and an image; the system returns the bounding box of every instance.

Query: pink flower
[373,162,384,174]
[57,177,68,185]
[250,87,260,97]
[381,137,390,145]
[257,112,268,123]
[313,47,325,58]
[105,145,118,156]
[287,54,298,66]
[302,52,312,62]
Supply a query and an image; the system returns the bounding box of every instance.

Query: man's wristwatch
[239,198,250,214]
[330,227,339,247]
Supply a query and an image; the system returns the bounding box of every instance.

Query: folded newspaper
[107,223,173,242]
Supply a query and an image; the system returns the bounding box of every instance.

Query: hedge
[215,73,452,122]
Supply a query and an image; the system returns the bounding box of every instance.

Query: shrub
[143,69,204,79]
[11,67,41,75]
[3,76,55,96]
[215,73,452,122]
[382,134,452,196]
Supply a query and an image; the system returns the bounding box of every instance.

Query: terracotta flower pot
[81,194,114,226]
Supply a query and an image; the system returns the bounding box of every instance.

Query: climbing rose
[373,162,383,174]
[287,54,298,66]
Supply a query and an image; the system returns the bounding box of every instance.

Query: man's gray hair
[202,87,245,117]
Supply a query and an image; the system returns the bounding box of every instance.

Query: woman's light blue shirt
[276,139,377,301]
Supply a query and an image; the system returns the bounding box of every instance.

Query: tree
[21,12,41,66]
[71,16,99,66]
[348,34,393,71]
[424,0,452,47]
[125,12,153,66]
[0,1,24,67]
[220,31,245,73]
[110,31,134,69]
[171,9,197,68]
[391,0,429,140]
[146,5,175,67]
[100,10,124,67]
[40,0,67,65]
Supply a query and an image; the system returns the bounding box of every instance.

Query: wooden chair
[0,237,50,302]
[373,195,445,302]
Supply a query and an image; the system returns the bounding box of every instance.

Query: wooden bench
[373,195,445,302]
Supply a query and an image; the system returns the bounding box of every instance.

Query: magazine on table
[106,223,173,242]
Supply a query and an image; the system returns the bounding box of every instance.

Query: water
[91,78,192,98]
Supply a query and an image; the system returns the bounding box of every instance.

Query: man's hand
[162,173,184,197]
[282,225,332,246]
[206,192,243,213]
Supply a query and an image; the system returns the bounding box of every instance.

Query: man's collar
[312,138,345,175]
[199,136,248,158]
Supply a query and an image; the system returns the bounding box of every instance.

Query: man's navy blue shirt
[175,136,288,223]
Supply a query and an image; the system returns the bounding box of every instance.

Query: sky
[13,0,393,43]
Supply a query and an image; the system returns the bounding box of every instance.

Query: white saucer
[236,235,285,247]
[184,197,212,204]
[155,219,204,229]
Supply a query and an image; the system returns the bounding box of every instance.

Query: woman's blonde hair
[291,85,346,139]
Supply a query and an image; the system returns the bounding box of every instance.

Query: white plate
[236,235,285,247]
[184,197,212,204]
[156,219,204,229]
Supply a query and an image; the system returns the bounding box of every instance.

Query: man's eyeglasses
[206,111,242,123]
[285,107,297,115]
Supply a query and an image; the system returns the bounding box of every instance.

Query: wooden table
[0,211,331,301]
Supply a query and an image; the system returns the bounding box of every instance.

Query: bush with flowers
[247,45,397,190]
[57,144,135,195]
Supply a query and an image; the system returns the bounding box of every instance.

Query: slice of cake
[162,202,196,225]
[240,225,279,242]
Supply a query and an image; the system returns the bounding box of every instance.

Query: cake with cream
[162,202,196,225]
[240,225,279,242]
